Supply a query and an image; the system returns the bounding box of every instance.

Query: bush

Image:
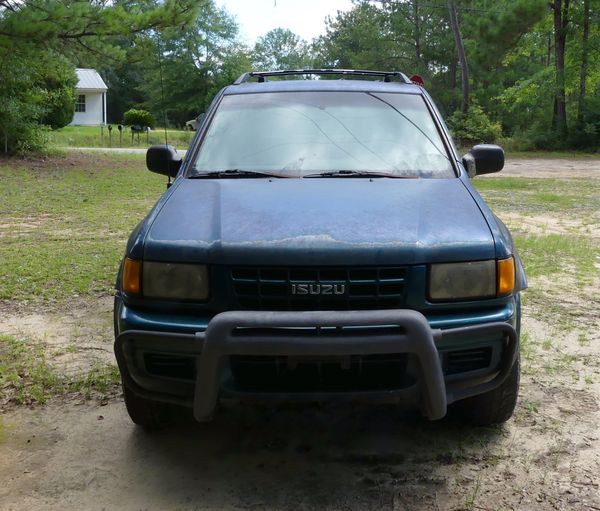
[447,103,502,146]
[40,55,77,130]
[123,109,155,129]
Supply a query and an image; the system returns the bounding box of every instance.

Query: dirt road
[1,157,599,510]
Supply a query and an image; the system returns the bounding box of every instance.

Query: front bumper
[115,309,517,422]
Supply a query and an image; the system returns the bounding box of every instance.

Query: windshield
[190,91,454,178]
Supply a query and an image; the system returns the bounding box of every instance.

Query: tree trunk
[448,0,469,114]
[552,0,569,136]
[413,0,421,65]
[577,0,590,129]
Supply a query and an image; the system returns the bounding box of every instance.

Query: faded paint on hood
[143,178,494,266]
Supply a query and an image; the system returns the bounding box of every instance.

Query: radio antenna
[156,33,171,186]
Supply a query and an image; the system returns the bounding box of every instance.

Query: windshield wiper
[303,170,416,178]
[189,169,286,179]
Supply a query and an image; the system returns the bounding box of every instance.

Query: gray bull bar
[115,309,518,422]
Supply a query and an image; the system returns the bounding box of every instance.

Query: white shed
[69,68,108,126]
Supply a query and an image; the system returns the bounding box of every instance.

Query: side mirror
[146,144,182,178]
[462,144,504,177]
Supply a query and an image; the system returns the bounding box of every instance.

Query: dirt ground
[501,157,600,179]
[1,157,599,511]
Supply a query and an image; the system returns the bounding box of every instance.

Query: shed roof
[75,68,108,91]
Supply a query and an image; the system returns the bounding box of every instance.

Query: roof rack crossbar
[233,69,411,85]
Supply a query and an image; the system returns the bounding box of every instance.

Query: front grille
[229,353,413,392]
[444,347,492,375]
[230,266,407,310]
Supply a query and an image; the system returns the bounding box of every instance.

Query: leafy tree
[314,3,396,70]
[0,51,45,153]
[135,1,243,126]
[0,0,198,51]
[39,54,78,129]
[252,28,311,70]
[0,49,77,153]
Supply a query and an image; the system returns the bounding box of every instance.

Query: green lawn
[49,125,194,149]
[0,153,164,303]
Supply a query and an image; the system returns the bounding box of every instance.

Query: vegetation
[447,103,503,145]
[0,334,120,405]
[0,0,199,153]
[0,153,164,302]
[0,50,76,153]
[48,126,193,149]
[123,108,155,129]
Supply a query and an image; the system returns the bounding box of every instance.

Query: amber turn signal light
[123,257,142,295]
[497,256,515,296]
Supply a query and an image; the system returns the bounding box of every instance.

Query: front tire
[122,382,175,429]
[457,357,520,426]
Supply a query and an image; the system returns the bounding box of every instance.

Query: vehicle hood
[143,178,495,265]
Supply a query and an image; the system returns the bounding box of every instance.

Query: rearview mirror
[462,144,504,177]
[146,144,182,178]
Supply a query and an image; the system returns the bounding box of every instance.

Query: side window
[75,94,86,113]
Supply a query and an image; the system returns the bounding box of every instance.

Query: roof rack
[233,69,412,85]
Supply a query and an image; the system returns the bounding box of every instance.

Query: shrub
[40,55,77,130]
[123,109,155,129]
[447,103,502,147]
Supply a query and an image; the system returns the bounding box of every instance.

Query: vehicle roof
[223,79,424,95]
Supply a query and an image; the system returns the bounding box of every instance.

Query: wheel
[121,382,175,429]
[457,357,520,426]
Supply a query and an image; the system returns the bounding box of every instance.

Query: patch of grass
[70,364,121,399]
[0,334,120,405]
[523,287,590,333]
[474,177,600,214]
[0,335,59,404]
[542,351,578,377]
[0,153,164,302]
[524,400,540,414]
[520,329,535,364]
[577,333,590,347]
[49,125,194,150]
[515,234,597,280]
[473,177,534,192]
[464,474,482,511]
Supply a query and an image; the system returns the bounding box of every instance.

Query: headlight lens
[142,262,209,301]
[429,260,496,301]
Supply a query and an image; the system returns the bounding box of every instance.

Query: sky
[214,0,354,44]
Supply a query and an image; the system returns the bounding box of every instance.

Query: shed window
[75,94,86,112]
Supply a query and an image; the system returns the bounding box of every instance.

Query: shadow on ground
[120,402,505,509]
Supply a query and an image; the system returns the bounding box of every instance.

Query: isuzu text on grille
[290,283,346,296]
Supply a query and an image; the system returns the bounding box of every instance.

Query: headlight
[142,262,209,301]
[429,260,496,301]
